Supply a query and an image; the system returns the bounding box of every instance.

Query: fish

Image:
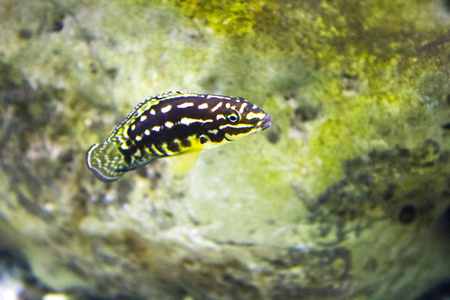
[86,91,272,182]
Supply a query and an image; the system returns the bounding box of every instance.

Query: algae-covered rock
[0,0,449,299]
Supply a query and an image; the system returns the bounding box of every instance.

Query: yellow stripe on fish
[86,91,272,182]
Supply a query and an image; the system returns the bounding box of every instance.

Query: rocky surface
[0,0,449,299]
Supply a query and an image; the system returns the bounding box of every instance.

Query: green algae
[162,0,280,36]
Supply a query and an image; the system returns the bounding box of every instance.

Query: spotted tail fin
[86,142,126,182]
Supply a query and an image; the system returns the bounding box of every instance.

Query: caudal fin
[86,142,125,182]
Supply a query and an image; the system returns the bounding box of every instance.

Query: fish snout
[260,114,272,131]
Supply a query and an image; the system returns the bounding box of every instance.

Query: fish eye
[227,111,240,123]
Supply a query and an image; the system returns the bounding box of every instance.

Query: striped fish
[87,91,272,182]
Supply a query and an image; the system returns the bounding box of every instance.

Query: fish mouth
[260,114,272,131]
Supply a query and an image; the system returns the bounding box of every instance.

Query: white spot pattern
[161,105,172,113]
[211,102,223,112]
[198,103,208,109]
[177,102,194,109]
[180,118,213,125]
[246,112,266,120]
[239,103,247,114]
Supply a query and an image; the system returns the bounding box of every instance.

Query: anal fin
[168,151,200,174]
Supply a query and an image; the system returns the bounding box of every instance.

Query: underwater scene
[0,0,449,299]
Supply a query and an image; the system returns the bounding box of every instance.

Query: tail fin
[86,142,125,182]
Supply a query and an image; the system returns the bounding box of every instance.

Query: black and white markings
[177,102,194,109]
[239,103,247,114]
[245,112,266,120]
[198,103,208,109]
[87,91,271,182]
[206,95,230,100]
[211,102,222,112]
[180,117,213,126]
[219,124,253,130]
[161,105,172,113]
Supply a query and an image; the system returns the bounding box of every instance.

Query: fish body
[87,91,272,182]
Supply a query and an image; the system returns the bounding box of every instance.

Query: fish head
[210,96,272,142]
